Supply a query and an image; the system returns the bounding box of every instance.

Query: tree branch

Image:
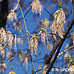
[46,18,74,74]
[41,18,74,74]
[0,0,8,28]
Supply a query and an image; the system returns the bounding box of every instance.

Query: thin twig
[18,1,37,74]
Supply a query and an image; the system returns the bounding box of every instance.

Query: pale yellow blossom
[7,11,17,21]
[31,0,43,15]
[29,36,38,55]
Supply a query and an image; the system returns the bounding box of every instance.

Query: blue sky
[2,0,74,74]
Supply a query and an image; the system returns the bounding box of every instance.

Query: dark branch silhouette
[41,18,74,74]
[0,0,8,28]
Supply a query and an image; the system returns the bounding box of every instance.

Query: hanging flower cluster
[38,19,50,30]
[43,19,50,28]
[39,28,49,44]
[7,11,17,21]
[50,22,57,40]
[0,28,17,53]
[29,28,49,55]
[29,35,38,55]
[7,1,19,22]
[50,8,66,40]
[0,28,7,44]
[7,31,13,50]
[31,0,43,15]
[0,28,6,58]
[0,28,17,59]
[23,50,29,69]
[54,9,65,28]
[18,49,29,69]
[7,31,17,50]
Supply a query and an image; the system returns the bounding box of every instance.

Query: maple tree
[0,0,74,74]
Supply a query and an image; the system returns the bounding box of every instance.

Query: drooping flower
[31,0,43,15]
[50,22,57,40]
[41,32,46,44]
[29,35,38,55]
[34,38,38,55]
[7,31,13,50]
[50,9,66,40]
[29,37,34,55]
[54,9,65,30]
[7,0,19,22]
[39,28,48,45]
[7,11,17,21]
[6,51,12,59]
[0,28,6,44]
[39,19,50,29]
[23,50,29,69]
[43,19,50,28]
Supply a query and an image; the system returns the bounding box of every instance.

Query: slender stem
[12,34,32,38]
[19,7,32,20]
[18,1,37,74]
[18,1,30,50]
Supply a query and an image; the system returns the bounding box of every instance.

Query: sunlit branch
[18,1,37,74]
